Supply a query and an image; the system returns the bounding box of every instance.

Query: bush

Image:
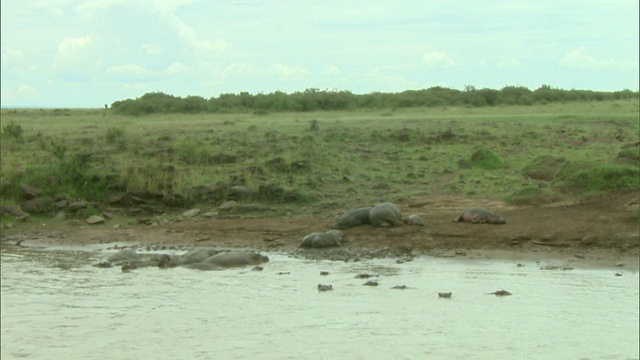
[554,164,639,193]
[468,148,504,170]
[2,121,24,140]
[105,127,125,144]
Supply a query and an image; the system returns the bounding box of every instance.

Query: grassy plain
[1,100,638,216]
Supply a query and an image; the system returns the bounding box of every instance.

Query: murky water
[1,245,638,360]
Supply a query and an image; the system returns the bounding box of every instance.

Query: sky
[1,0,638,108]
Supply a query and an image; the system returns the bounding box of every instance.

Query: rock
[21,197,55,214]
[55,200,68,209]
[181,208,201,218]
[1,205,29,219]
[86,215,105,224]
[219,201,237,211]
[68,201,90,211]
[20,183,41,200]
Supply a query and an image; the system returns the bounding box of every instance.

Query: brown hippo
[369,202,403,227]
[332,207,373,229]
[403,214,425,226]
[202,252,269,268]
[454,207,506,224]
[300,230,343,248]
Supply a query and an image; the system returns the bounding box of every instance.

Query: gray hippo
[332,207,373,229]
[454,207,506,224]
[107,249,141,263]
[94,249,161,268]
[202,252,269,268]
[369,202,403,227]
[156,248,219,268]
[300,230,343,248]
[403,214,425,226]
[181,262,224,271]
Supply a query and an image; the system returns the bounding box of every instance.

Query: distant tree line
[110,86,639,115]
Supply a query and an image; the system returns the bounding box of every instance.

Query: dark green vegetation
[110,86,639,116]
[1,99,638,218]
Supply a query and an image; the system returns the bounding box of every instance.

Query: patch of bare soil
[3,192,639,267]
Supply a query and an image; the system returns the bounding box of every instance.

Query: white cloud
[141,43,163,55]
[498,58,523,69]
[16,84,39,96]
[73,0,128,18]
[421,51,456,69]
[50,36,99,72]
[222,63,260,78]
[1,48,26,72]
[559,46,637,70]
[164,62,190,75]
[269,64,307,78]
[106,64,153,79]
[324,66,341,76]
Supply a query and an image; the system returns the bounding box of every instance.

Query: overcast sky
[1,0,638,108]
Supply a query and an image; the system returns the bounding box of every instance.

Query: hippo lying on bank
[454,207,506,224]
[369,202,403,227]
[403,214,425,226]
[300,230,344,248]
[332,207,373,230]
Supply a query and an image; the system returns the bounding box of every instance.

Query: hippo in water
[300,230,343,248]
[202,252,269,268]
[454,207,506,224]
[107,249,141,264]
[156,248,220,268]
[332,207,373,229]
[94,249,161,268]
[369,202,403,227]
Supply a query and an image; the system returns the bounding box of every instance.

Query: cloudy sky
[1,0,638,108]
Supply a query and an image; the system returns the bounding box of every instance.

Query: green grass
[1,100,638,212]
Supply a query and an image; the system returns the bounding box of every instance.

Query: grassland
[1,100,639,218]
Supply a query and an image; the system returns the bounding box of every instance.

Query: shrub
[105,127,125,144]
[469,148,504,170]
[554,164,640,193]
[2,121,24,140]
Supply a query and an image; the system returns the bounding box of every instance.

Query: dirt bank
[2,192,639,269]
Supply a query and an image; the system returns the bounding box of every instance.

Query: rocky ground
[2,191,638,269]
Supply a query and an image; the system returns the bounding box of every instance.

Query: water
[1,246,638,360]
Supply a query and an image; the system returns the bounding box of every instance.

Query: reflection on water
[1,246,638,360]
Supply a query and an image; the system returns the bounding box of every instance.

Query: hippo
[175,248,220,265]
[107,249,141,264]
[181,262,224,271]
[487,289,512,296]
[155,248,220,268]
[454,207,506,224]
[332,207,373,229]
[438,292,452,298]
[202,252,269,268]
[403,214,425,226]
[94,249,161,268]
[317,284,333,292]
[300,230,343,248]
[369,202,403,227]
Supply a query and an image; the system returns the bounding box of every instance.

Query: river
[1,245,638,360]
